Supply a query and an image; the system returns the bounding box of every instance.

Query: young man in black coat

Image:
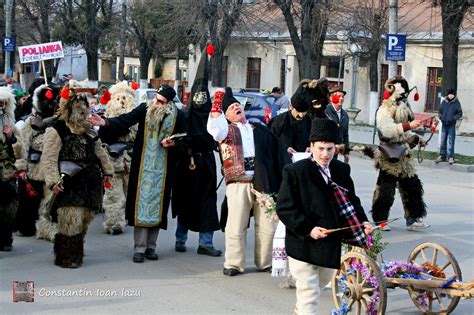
[276,118,372,314]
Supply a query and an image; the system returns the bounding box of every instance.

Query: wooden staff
[41,60,48,84]
[322,218,401,234]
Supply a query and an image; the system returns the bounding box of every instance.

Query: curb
[349,151,474,173]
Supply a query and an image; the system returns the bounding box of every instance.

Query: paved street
[1,155,473,314]
[349,125,474,157]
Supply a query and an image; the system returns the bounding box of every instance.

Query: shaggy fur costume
[16,84,60,238]
[368,77,427,222]
[0,86,24,250]
[296,78,330,119]
[36,186,58,241]
[102,81,137,234]
[41,90,113,267]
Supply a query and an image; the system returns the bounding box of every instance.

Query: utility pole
[4,0,13,76]
[388,0,398,77]
[118,1,126,81]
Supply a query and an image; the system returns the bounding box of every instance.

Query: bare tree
[439,0,471,94]
[158,0,244,87]
[0,0,4,72]
[118,1,126,81]
[16,0,59,77]
[205,0,244,86]
[55,0,116,81]
[127,0,168,85]
[335,1,388,93]
[273,0,330,80]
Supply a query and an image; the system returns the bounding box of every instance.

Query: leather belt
[228,179,253,184]
[244,157,255,171]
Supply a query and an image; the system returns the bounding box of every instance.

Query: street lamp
[346,42,362,124]
[336,31,348,85]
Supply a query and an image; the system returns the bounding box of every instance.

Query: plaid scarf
[318,164,368,248]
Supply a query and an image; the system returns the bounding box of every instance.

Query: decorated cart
[332,242,474,314]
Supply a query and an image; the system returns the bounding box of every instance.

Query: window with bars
[246,58,261,89]
[425,67,443,112]
[379,64,402,105]
[280,59,286,92]
[327,57,343,79]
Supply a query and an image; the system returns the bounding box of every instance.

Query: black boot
[54,233,84,268]
[0,222,14,251]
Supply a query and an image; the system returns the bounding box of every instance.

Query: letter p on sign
[388,36,398,50]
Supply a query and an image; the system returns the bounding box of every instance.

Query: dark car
[233,91,277,125]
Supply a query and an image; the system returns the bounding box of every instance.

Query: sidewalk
[349,124,474,172]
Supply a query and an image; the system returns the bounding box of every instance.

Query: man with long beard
[0,86,25,252]
[88,85,186,263]
[41,84,113,268]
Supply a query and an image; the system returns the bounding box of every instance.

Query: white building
[187,3,474,133]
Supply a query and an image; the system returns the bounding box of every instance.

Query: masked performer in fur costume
[305,78,330,120]
[101,81,137,235]
[370,76,430,231]
[41,83,113,268]
[88,84,186,263]
[15,84,60,240]
[0,87,25,251]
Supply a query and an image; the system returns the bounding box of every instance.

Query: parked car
[233,90,277,125]
[135,88,184,110]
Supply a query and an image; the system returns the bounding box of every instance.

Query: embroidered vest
[220,124,250,184]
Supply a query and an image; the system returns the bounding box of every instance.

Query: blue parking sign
[3,37,16,52]
[385,34,406,61]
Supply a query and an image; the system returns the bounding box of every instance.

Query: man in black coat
[276,118,372,314]
[268,83,312,158]
[172,47,221,257]
[207,87,290,276]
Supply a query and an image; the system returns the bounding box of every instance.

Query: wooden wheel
[407,242,462,314]
[332,251,387,314]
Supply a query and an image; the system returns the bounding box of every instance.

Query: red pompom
[206,43,215,56]
[130,81,139,90]
[45,89,53,100]
[383,90,391,100]
[331,94,340,104]
[28,190,37,197]
[104,179,112,189]
[100,89,111,105]
[414,92,420,102]
[264,106,272,123]
[60,87,70,100]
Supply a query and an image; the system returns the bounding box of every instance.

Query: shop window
[425,67,443,112]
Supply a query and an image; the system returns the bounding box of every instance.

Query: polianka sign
[18,41,64,63]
